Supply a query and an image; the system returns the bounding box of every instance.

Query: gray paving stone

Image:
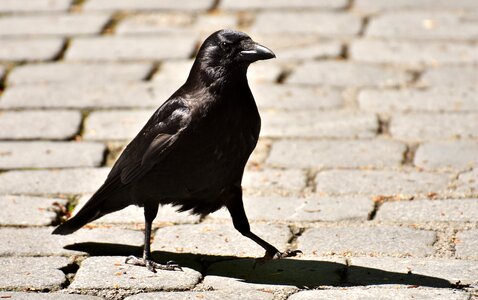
[0,195,67,226]
[455,229,478,260]
[74,194,200,225]
[358,87,478,113]
[347,256,478,286]
[0,257,68,291]
[125,290,273,300]
[0,14,110,37]
[66,36,196,61]
[0,167,109,195]
[0,0,71,13]
[289,288,470,300]
[242,168,307,195]
[419,66,478,87]
[351,39,478,67]
[84,0,213,11]
[0,141,105,169]
[0,227,143,256]
[0,39,64,62]
[208,195,373,222]
[69,256,201,290]
[0,293,101,300]
[0,110,81,140]
[366,12,478,40]
[298,226,436,257]
[414,141,478,170]
[253,84,343,110]
[1,83,166,109]
[152,223,290,257]
[221,0,347,10]
[274,41,342,62]
[7,62,152,85]
[354,0,478,13]
[84,110,152,140]
[204,256,344,290]
[315,170,451,196]
[252,12,361,37]
[390,113,478,141]
[115,13,194,35]
[268,139,405,169]
[287,61,411,87]
[261,111,378,138]
[377,199,478,222]
[455,168,478,195]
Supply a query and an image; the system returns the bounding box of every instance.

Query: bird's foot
[125,256,183,272]
[254,249,302,268]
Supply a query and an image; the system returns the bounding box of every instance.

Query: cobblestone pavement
[0,0,477,299]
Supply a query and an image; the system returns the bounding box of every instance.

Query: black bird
[53,29,300,272]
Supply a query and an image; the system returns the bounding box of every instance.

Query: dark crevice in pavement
[403,143,418,166]
[101,12,128,35]
[305,169,318,193]
[208,0,221,12]
[69,0,86,12]
[376,116,390,136]
[358,16,370,37]
[408,69,424,87]
[75,109,91,141]
[276,69,292,84]
[59,261,81,289]
[367,200,381,220]
[287,225,305,251]
[340,44,349,60]
[52,38,71,62]
[143,62,161,82]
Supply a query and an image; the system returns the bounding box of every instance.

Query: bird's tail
[52,201,102,235]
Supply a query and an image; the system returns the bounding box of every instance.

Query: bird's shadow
[65,242,453,289]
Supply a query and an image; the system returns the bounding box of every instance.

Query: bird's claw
[253,249,302,268]
[125,256,183,272]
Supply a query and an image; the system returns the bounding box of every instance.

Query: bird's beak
[238,42,276,62]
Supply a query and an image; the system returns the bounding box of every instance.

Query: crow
[53,29,301,272]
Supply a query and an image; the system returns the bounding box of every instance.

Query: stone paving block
[287,61,411,87]
[0,257,68,291]
[268,139,405,169]
[0,141,105,169]
[0,83,166,109]
[419,66,478,87]
[0,167,110,194]
[0,39,64,62]
[414,141,478,170]
[0,110,81,140]
[208,195,373,222]
[204,256,345,289]
[455,168,478,195]
[84,0,213,12]
[116,13,194,35]
[221,0,348,10]
[261,111,378,138]
[358,87,478,113]
[66,36,196,61]
[289,288,470,300]
[455,229,478,260]
[0,0,72,13]
[152,223,290,257]
[7,62,153,85]
[351,39,478,67]
[298,226,436,257]
[0,293,102,300]
[315,170,451,196]
[366,12,478,40]
[125,290,274,300]
[74,194,200,225]
[253,84,343,110]
[354,0,478,13]
[347,256,478,286]
[390,113,478,141]
[84,110,152,140]
[69,256,202,290]
[275,41,342,62]
[0,227,143,256]
[252,12,361,37]
[0,14,110,37]
[242,168,307,195]
[0,195,66,226]
[377,199,478,222]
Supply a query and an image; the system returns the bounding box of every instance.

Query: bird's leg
[125,202,182,272]
[225,186,302,262]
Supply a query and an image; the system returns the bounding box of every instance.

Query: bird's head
[190,29,275,85]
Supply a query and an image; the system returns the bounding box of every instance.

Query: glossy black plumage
[53,30,300,271]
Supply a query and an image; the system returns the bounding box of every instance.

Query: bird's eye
[221,41,231,49]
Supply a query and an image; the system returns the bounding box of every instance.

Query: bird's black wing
[108,98,191,186]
